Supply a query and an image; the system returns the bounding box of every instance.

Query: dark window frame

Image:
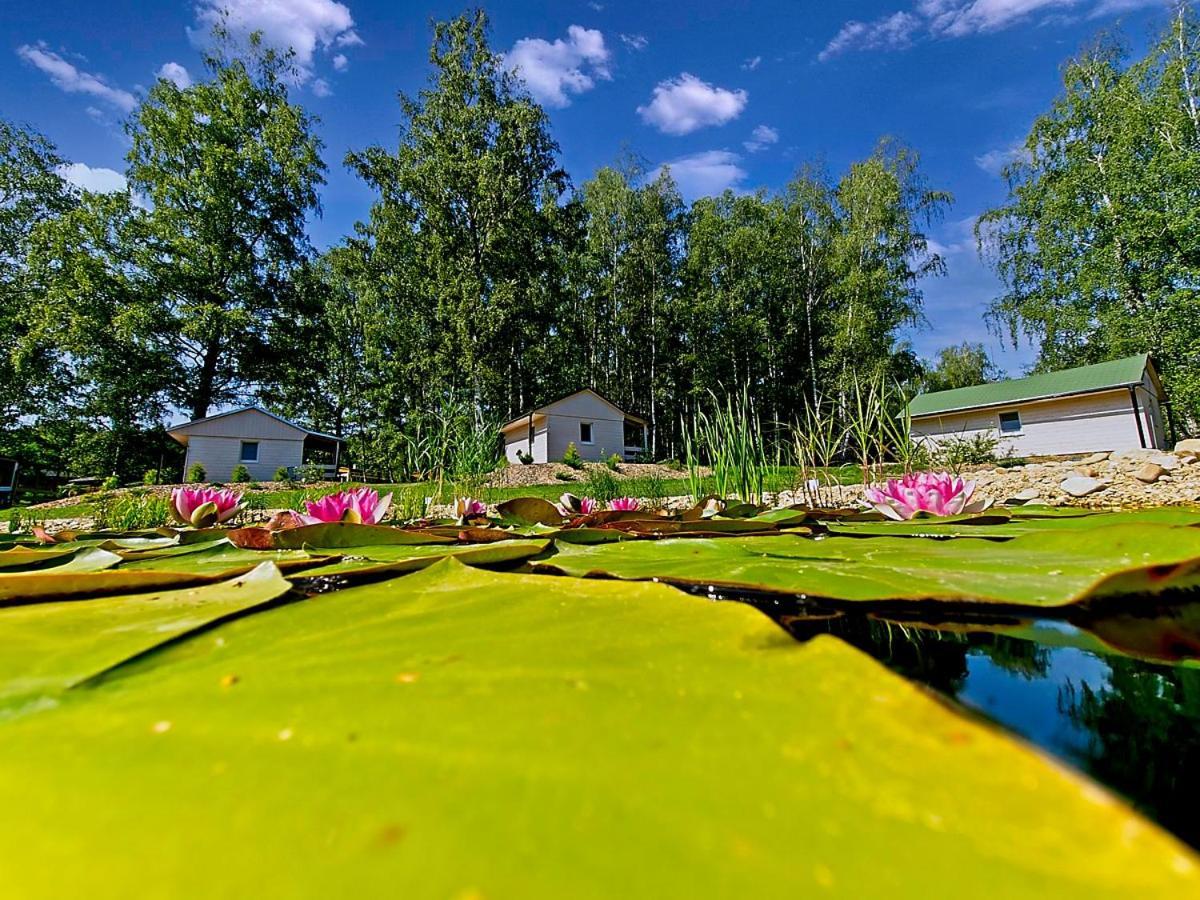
[239,441,260,462]
[997,411,1022,434]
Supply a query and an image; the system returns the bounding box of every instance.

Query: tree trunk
[191,337,222,420]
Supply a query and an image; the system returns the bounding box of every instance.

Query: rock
[1134,462,1165,484]
[1060,476,1108,498]
[1149,454,1181,471]
[1080,451,1111,465]
[1074,465,1100,478]
[1174,439,1200,456]
[993,467,1007,475]
[1007,488,1041,505]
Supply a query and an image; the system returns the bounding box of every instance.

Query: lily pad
[0,560,1193,897]
[0,562,292,717]
[535,524,1200,607]
[228,523,454,549]
[496,497,564,525]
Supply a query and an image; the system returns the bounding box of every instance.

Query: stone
[1007,488,1041,505]
[1134,462,1164,484]
[1174,439,1200,456]
[1080,451,1111,466]
[1060,476,1108,498]
[1149,454,1181,471]
[1074,465,1100,478]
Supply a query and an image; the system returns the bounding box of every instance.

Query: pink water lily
[170,486,243,528]
[299,488,393,525]
[558,493,600,517]
[608,497,641,512]
[454,497,487,521]
[864,472,990,521]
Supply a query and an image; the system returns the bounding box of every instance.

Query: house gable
[168,407,309,444]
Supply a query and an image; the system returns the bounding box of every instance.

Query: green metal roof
[908,354,1153,418]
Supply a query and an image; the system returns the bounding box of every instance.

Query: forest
[2,8,1199,482]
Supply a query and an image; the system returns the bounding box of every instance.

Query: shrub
[554,471,575,482]
[516,449,534,465]
[658,458,683,471]
[296,462,326,484]
[933,432,1005,470]
[185,462,207,483]
[605,453,621,471]
[231,464,253,483]
[101,474,120,492]
[562,442,584,470]
[142,468,161,486]
[273,466,293,482]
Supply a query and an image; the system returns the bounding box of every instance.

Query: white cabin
[167,407,343,482]
[908,354,1169,458]
[501,390,647,465]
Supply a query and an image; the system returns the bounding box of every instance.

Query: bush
[933,432,1006,470]
[231,464,253,483]
[516,449,534,465]
[296,462,326,484]
[273,466,293,482]
[554,471,575,482]
[101,474,120,492]
[142,468,161,486]
[605,453,622,471]
[562,442,584,470]
[185,462,207,483]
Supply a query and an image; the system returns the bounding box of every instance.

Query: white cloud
[743,124,779,153]
[651,150,748,200]
[504,25,611,108]
[332,53,348,71]
[57,162,127,194]
[741,55,762,70]
[16,43,137,113]
[619,33,648,51]
[820,0,1166,60]
[974,141,1028,175]
[191,0,361,85]
[157,61,192,88]
[819,12,920,62]
[637,73,748,135]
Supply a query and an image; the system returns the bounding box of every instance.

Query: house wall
[910,388,1163,457]
[183,435,304,482]
[503,425,549,465]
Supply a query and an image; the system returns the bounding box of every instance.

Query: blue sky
[0,0,1178,374]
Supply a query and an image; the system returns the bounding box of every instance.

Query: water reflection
[751,598,1200,849]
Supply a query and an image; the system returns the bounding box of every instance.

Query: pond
[735,591,1200,849]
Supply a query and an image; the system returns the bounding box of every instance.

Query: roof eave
[909,383,1140,419]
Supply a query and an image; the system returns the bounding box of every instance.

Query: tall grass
[791,395,848,508]
[93,493,170,531]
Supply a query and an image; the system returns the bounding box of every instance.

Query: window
[998,411,1022,434]
[239,441,259,462]
[579,422,593,444]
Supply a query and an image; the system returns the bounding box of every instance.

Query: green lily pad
[497,497,564,525]
[0,562,292,718]
[118,540,336,575]
[296,539,550,577]
[0,560,1194,897]
[535,524,1200,607]
[825,507,1200,539]
[228,523,454,549]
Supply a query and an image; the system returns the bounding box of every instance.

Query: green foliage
[516,449,534,465]
[185,462,207,484]
[931,432,1008,471]
[562,442,584,470]
[553,471,574,481]
[923,342,1003,393]
[980,8,1200,425]
[230,464,252,484]
[142,469,160,486]
[295,462,326,484]
[273,466,292,483]
[582,467,620,501]
[605,452,621,471]
[92,493,170,531]
[683,387,768,503]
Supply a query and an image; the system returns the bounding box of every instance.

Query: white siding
[504,425,549,464]
[179,409,305,441]
[911,388,1163,457]
[183,435,304,483]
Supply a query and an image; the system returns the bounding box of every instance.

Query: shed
[908,354,1168,457]
[501,390,647,465]
[167,407,343,483]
